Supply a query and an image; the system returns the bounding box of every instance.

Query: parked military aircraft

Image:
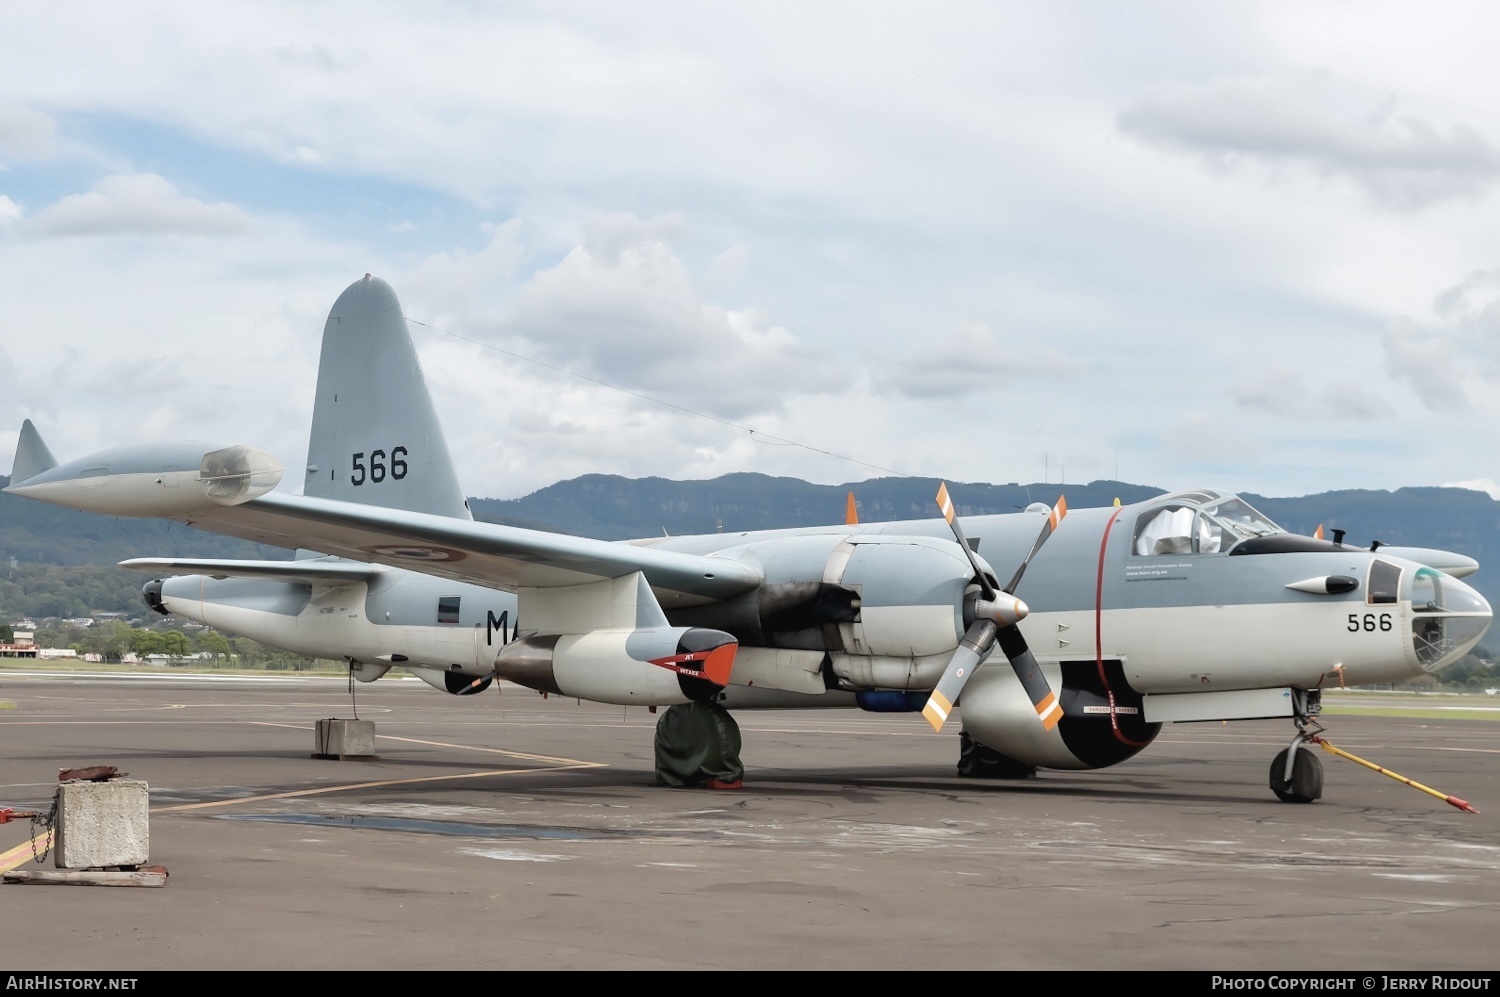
[7,275,1493,804]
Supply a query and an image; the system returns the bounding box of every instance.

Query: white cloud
[22,173,252,238]
[490,213,834,419]
[882,320,1084,399]
[5,7,1500,498]
[703,244,749,290]
[402,220,527,322]
[1379,266,1500,413]
[1118,72,1500,209]
[1444,478,1500,500]
[0,195,22,225]
[1233,370,1388,421]
[0,101,55,161]
[1382,321,1469,413]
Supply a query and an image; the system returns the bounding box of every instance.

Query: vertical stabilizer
[303,275,472,520]
[10,419,58,484]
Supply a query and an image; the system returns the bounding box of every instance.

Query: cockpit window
[1134,506,1194,555]
[1199,496,1280,542]
[1411,567,1490,615]
[1133,492,1283,556]
[1368,561,1401,605]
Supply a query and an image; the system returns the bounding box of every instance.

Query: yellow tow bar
[1310,735,1479,814]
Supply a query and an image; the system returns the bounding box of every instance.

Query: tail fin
[303,275,472,520]
[10,419,58,485]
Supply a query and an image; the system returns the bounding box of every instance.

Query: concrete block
[313,718,376,759]
[54,779,149,870]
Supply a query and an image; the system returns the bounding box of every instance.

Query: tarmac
[2,670,1499,971]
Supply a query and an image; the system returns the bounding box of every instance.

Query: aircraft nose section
[1411,569,1492,672]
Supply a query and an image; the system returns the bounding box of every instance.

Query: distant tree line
[24,620,332,670]
[0,565,156,620]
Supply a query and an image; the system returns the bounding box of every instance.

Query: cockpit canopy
[1133,490,1283,556]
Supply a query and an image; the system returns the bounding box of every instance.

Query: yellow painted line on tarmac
[248,721,604,768]
[0,830,52,875]
[148,722,609,814]
[150,764,602,814]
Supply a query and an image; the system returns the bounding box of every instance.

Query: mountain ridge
[4,471,1498,619]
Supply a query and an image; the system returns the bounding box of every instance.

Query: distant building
[2,632,79,659]
[0,631,37,658]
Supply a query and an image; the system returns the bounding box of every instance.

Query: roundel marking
[370,545,468,562]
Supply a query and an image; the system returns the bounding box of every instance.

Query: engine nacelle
[672,535,974,660]
[493,626,737,706]
[407,665,492,696]
[959,659,1161,771]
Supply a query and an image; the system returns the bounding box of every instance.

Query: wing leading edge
[170,492,763,607]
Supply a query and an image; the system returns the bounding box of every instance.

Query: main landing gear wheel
[1269,689,1325,803]
[957,729,1037,780]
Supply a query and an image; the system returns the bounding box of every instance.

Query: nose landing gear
[1269,689,1324,803]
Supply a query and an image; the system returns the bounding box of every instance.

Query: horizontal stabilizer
[10,419,57,485]
[118,557,378,583]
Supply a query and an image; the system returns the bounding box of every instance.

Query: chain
[347,660,359,720]
[29,791,58,865]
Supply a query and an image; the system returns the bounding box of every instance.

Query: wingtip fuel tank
[4,434,282,517]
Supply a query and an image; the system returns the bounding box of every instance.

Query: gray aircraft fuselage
[142,486,1490,771]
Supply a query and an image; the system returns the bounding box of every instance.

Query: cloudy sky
[5,2,1500,503]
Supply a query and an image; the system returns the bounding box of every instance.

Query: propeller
[922,482,1067,733]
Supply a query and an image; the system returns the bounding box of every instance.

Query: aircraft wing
[118,557,380,584]
[168,492,762,607]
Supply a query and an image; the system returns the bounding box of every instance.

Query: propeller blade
[996,624,1062,730]
[936,481,996,600]
[1002,496,1067,595]
[929,483,1067,732]
[845,491,859,525]
[922,619,997,731]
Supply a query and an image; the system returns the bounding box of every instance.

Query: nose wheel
[1269,689,1324,803]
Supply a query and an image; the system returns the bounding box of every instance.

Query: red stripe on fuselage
[1095,506,1151,749]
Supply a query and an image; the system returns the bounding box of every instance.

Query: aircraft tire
[957,729,1037,779]
[1269,748,1323,803]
